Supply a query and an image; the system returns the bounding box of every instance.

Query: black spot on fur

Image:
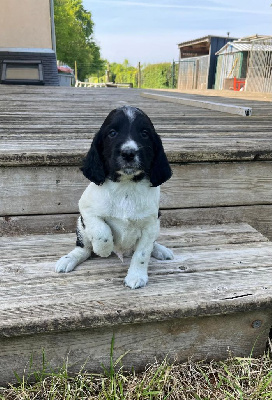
[132,172,146,182]
[80,214,85,229]
[76,228,84,248]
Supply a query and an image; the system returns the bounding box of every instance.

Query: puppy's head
[81,106,172,187]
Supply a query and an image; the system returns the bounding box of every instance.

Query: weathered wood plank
[158,223,269,246]
[2,205,272,241]
[2,141,272,166]
[0,309,270,386]
[0,213,77,236]
[2,134,272,165]
[160,161,272,209]
[0,222,267,250]
[160,205,272,241]
[0,166,86,215]
[2,162,272,216]
[2,204,272,243]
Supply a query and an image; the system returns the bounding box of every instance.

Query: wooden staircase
[1,86,272,385]
[1,223,272,384]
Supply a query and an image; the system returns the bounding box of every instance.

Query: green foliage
[88,59,138,86]
[54,0,104,81]
[141,63,173,89]
[110,60,138,87]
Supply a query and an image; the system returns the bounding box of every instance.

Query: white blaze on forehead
[121,139,139,152]
[122,106,140,122]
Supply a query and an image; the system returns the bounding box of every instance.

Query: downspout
[50,0,57,54]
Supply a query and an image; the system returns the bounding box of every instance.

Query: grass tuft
[1,346,272,399]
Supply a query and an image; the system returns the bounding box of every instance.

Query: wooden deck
[1,86,272,238]
[0,85,272,384]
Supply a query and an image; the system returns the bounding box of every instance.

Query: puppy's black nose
[121,148,136,162]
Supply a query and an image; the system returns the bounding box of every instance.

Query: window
[1,60,44,84]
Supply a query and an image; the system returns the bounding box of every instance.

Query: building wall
[0,51,59,86]
[0,0,52,49]
[208,37,236,89]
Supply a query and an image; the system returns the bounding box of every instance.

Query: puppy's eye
[141,130,149,138]
[108,130,117,138]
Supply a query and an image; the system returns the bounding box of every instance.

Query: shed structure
[214,35,272,92]
[177,35,237,90]
[0,0,59,86]
[214,41,250,90]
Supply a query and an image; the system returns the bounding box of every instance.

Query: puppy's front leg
[84,216,114,257]
[124,224,157,289]
[56,216,92,273]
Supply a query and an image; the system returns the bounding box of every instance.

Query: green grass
[1,339,272,399]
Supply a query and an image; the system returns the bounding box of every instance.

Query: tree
[54,0,104,81]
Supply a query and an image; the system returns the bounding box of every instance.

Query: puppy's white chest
[110,192,140,219]
[79,179,160,220]
[109,180,160,219]
[79,179,160,256]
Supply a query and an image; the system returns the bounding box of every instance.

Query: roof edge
[178,35,238,47]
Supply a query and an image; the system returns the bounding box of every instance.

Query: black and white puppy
[55,105,174,289]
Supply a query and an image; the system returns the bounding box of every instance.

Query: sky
[82,0,272,66]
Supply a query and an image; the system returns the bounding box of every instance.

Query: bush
[141,63,172,89]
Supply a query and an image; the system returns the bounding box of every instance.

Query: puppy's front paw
[55,255,78,273]
[124,272,148,289]
[92,235,113,257]
[152,243,174,260]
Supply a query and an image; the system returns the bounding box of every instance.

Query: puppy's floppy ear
[81,109,119,185]
[81,131,106,185]
[150,133,172,187]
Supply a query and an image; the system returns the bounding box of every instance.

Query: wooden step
[1,223,272,385]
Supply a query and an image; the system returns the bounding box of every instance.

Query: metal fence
[246,38,272,93]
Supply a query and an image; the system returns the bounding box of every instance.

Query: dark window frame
[1,60,44,85]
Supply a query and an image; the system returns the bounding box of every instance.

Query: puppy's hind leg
[55,216,92,273]
[152,242,174,261]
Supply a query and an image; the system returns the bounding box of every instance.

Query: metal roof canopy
[216,38,272,55]
[216,42,253,54]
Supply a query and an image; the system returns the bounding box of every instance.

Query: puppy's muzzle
[118,147,141,176]
[120,148,137,162]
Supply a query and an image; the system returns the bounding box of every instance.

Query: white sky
[82,0,272,65]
